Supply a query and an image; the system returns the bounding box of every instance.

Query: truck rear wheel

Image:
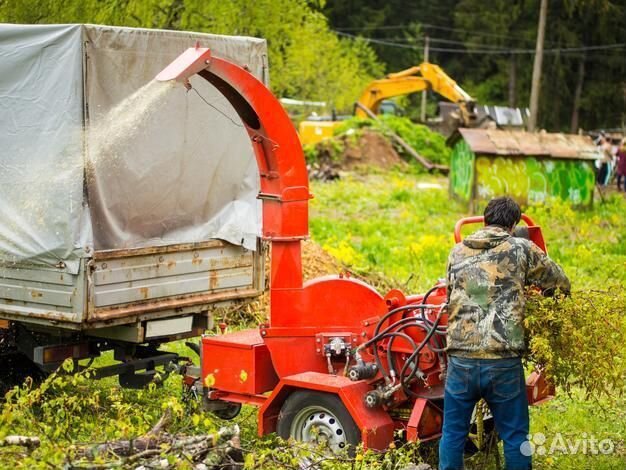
[0,352,48,395]
[276,390,360,455]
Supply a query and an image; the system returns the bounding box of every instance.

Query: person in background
[439,197,570,470]
[596,135,613,186]
[616,138,626,192]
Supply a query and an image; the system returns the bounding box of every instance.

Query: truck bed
[0,240,263,334]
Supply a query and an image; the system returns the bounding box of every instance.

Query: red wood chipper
[156,46,554,453]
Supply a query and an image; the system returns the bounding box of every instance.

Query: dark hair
[484,197,521,229]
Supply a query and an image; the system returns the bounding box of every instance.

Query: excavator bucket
[156,45,212,87]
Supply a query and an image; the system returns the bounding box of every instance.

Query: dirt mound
[301,238,342,280]
[342,130,406,170]
[308,130,406,180]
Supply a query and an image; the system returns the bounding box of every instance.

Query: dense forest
[319,0,626,132]
[1,0,624,131]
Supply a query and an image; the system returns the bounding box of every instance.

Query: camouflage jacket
[446,225,570,359]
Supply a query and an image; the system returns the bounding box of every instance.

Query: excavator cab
[378,99,404,116]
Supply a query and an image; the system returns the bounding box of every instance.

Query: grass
[1,167,625,469]
[309,167,626,292]
[528,392,626,469]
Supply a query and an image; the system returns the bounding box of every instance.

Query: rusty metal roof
[452,128,601,160]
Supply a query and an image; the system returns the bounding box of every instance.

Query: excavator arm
[355,62,476,126]
[356,77,430,114]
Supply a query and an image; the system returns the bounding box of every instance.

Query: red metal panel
[270,276,388,329]
[527,226,547,253]
[269,241,303,289]
[263,336,328,377]
[203,329,264,349]
[265,276,388,377]
[526,370,555,405]
[406,398,443,442]
[202,331,279,395]
[155,46,212,83]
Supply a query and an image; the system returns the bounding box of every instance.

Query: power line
[335,31,422,50]
[335,24,416,31]
[335,21,625,48]
[335,31,626,56]
[555,43,626,52]
[364,36,519,51]
[421,23,537,43]
[335,22,538,44]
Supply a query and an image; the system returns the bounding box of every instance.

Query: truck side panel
[0,241,263,330]
[0,262,86,324]
[92,242,256,308]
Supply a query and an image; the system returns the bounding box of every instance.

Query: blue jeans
[439,356,530,470]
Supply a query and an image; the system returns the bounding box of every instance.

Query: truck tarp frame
[0,24,267,274]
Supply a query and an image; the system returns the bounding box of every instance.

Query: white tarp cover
[0,24,265,274]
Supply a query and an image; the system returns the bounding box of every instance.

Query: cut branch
[71,409,242,468]
[0,435,40,449]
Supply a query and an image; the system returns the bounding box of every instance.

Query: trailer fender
[258,371,394,451]
[406,397,443,442]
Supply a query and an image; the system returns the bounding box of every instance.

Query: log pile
[2,409,242,469]
[78,410,242,469]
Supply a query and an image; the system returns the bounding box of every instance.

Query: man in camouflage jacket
[439,197,570,470]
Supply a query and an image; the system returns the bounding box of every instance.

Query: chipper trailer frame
[156,46,555,452]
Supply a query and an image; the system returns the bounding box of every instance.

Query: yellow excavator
[298,62,477,145]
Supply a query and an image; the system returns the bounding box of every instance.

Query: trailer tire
[213,402,242,420]
[277,390,360,455]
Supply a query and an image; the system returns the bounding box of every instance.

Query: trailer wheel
[202,395,242,420]
[213,402,242,420]
[277,390,360,454]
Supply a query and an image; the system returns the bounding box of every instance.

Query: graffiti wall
[450,140,475,201]
[475,156,595,206]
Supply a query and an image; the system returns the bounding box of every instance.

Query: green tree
[0,0,384,112]
[321,0,625,131]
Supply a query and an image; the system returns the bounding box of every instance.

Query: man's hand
[527,243,571,296]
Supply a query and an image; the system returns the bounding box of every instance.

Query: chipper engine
[156,46,554,452]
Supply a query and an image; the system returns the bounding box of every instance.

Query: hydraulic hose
[399,304,446,392]
[420,285,441,306]
[362,304,436,350]
[384,331,419,380]
[365,305,445,390]
[361,285,447,394]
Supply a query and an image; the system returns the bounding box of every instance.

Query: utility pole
[570,54,585,134]
[528,0,548,132]
[420,35,429,123]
